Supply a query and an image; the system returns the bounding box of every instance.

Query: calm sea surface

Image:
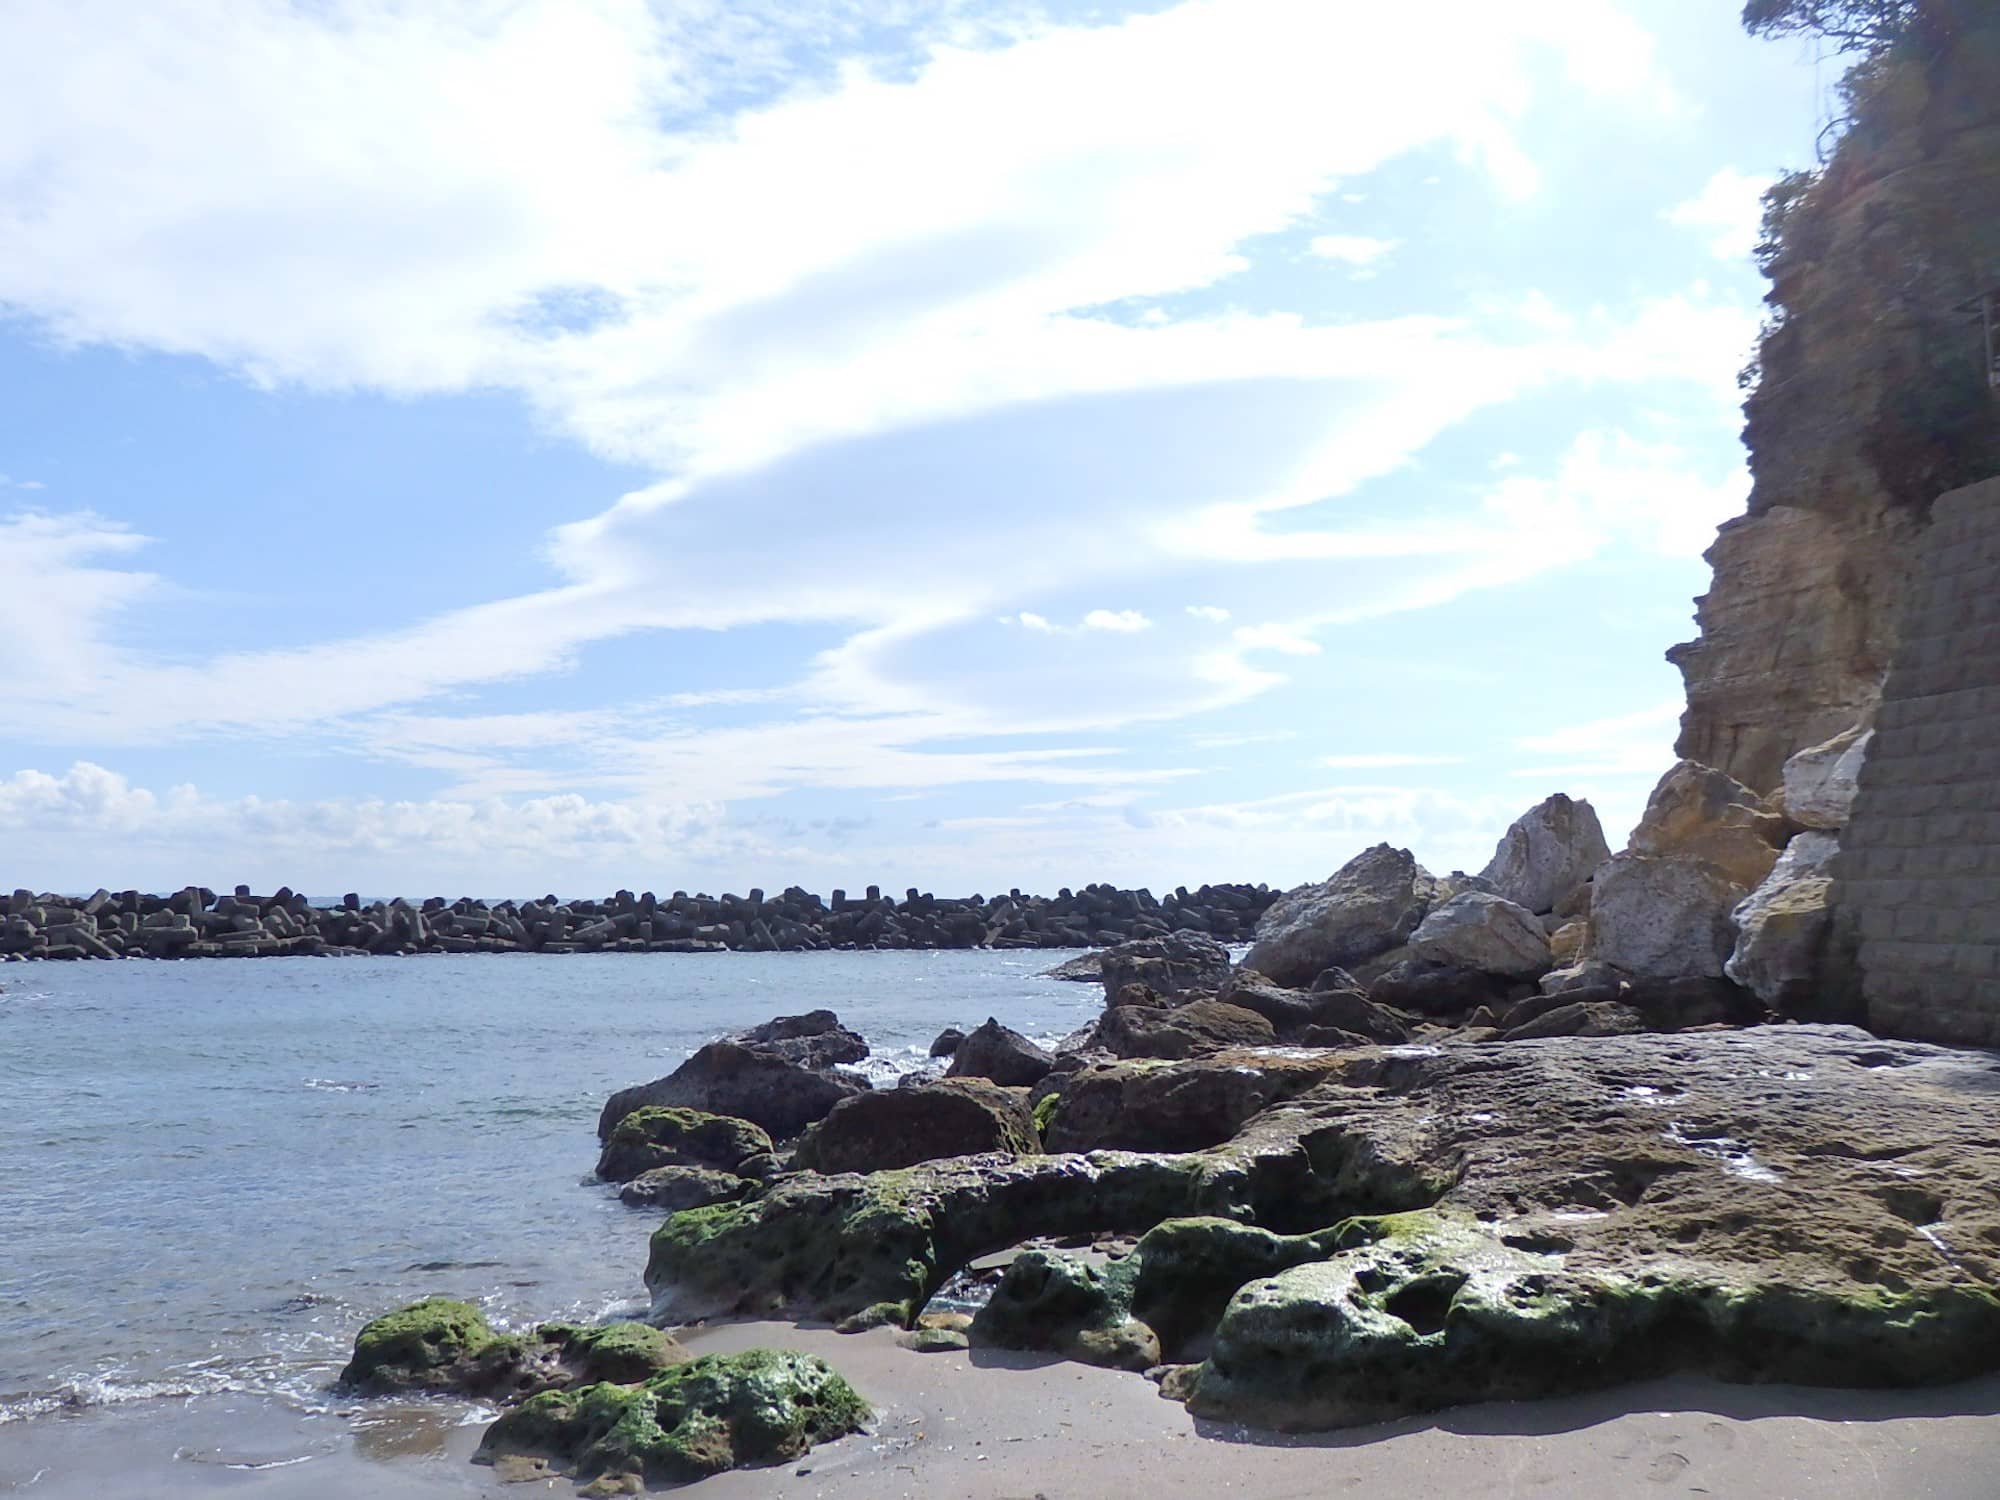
[0,951,1097,1426]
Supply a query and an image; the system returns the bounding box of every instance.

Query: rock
[898,1327,969,1353]
[793,1079,1041,1174]
[1584,854,1744,981]
[1097,932,1232,1001]
[1780,728,1871,831]
[599,1042,867,1144]
[1042,1051,1345,1154]
[475,1349,868,1489]
[594,1108,774,1182]
[945,1017,1055,1088]
[618,1165,754,1212]
[651,1023,2000,1437]
[1628,760,1786,891]
[1407,892,1551,978]
[969,1250,1160,1372]
[1213,971,1319,1035]
[1476,795,1612,914]
[1366,958,1510,1018]
[1727,831,1840,1015]
[734,1009,870,1070]
[1041,952,1104,982]
[1548,919,1588,967]
[928,1027,966,1058]
[1242,845,1437,987]
[1092,1000,1277,1059]
[1498,1000,1648,1041]
[1304,987,1409,1044]
[339,1300,686,1398]
[1299,1025,1380,1049]
[1176,1027,2000,1429]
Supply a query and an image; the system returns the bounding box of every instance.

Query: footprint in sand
[1648,1450,1691,1483]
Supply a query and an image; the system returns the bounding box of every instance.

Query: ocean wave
[0,1370,239,1426]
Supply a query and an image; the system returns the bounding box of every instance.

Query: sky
[0,0,1833,899]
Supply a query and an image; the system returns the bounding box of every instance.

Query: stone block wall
[1840,476,2000,1045]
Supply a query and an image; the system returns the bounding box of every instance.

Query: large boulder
[475,1349,868,1490]
[1043,1051,1344,1153]
[598,1041,867,1144]
[1098,932,1233,1001]
[945,1017,1055,1088]
[594,1107,774,1182]
[1476,794,1611,914]
[793,1079,1041,1174]
[1214,971,1320,1035]
[1366,958,1512,1018]
[1093,999,1277,1059]
[1779,727,1871,831]
[1407,891,1551,978]
[1628,760,1786,891]
[1242,845,1437,987]
[733,1009,869,1070]
[1584,854,1743,980]
[1727,831,1839,1014]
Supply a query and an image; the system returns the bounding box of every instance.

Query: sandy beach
[5,1322,1998,1500]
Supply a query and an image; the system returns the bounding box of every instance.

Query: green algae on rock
[595,1107,773,1183]
[339,1299,686,1399]
[475,1349,869,1493]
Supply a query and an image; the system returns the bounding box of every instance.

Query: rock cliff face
[1671,15,2000,793]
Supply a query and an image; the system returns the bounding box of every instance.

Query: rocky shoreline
[324,766,2000,1490]
[0,879,1274,962]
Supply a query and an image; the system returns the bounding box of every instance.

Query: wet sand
[5,1323,1999,1499]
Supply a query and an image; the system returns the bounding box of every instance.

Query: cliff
[1671,10,2000,794]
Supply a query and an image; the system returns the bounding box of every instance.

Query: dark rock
[792,1079,1041,1174]
[1098,933,1232,1001]
[1043,1051,1344,1154]
[929,1027,966,1058]
[945,1018,1055,1088]
[618,1165,755,1212]
[598,1041,867,1143]
[1092,1000,1277,1060]
[1366,958,1512,1018]
[1305,988,1410,1044]
[970,1250,1159,1372]
[1499,1000,1649,1041]
[735,1009,869,1070]
[1213,971,1318,1035]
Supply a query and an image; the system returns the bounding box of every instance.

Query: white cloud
[1320,753,1468,769]
[1185,604,1231,623]
[1307,233,1400,266]
[1013,611,1057,633]
[1667,167,1772,262]
[1082,608,1151,633]
[1233,622,1321,656]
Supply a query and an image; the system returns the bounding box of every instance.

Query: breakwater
[0,880,1275,960]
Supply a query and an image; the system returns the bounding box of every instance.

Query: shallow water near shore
[0,950,1098,1434]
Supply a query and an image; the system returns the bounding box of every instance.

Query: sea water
[0,950,1097,1426]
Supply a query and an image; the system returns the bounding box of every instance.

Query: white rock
[1477,794,1612,915]
[1726,832,1839,1011]
[1780,728,1871,831]
[1243,844,1436,988]
[1408,891,1552,978]
[1585,853,1743,980]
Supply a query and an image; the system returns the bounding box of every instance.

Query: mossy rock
[969,1250,1157,1372]
[475,1349,869,1489]
[597,1108,773,1183]
[340,1300,685,1399]
[645,1150,1247,1326]
[1181,1212,2000,1430]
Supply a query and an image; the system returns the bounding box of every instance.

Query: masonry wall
[1839,476,2000,1046]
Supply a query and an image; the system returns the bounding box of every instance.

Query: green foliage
[1741,0,1921,53]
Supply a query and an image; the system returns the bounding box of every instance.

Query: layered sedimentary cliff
[1671,12,2000,793]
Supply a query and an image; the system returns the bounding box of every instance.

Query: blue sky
[0,0,1828,897]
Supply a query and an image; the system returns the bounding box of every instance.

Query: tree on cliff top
[1742,0,1971,56]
